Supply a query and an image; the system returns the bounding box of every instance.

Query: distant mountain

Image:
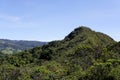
[0,39,47,54]
[1,26,120,80]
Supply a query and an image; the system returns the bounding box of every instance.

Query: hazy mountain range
[0,39,47,54]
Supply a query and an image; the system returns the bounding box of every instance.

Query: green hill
[65,26,114,46]
[40,26,115,60]
[0,26,120,80]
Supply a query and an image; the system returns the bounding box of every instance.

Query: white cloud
[0,14,21,22]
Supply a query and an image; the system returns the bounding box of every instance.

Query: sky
[0,0,120,41]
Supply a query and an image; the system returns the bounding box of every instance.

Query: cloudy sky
[0,0,120,41]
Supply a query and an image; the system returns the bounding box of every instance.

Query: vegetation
[0,26,120,80]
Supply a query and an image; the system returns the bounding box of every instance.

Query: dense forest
[0,26,120,80]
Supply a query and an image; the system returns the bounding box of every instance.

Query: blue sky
[0,0,120,41]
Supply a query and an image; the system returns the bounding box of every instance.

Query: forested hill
[0,26,120,80]
[0,39,47,54]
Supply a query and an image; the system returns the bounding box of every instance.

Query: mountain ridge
[0,39,47,54]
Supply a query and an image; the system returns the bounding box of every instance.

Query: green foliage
[86,62,112,80]
[109,66,120,80]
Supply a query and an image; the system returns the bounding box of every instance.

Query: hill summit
[65,26,92,40]
[64,26,115,46]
